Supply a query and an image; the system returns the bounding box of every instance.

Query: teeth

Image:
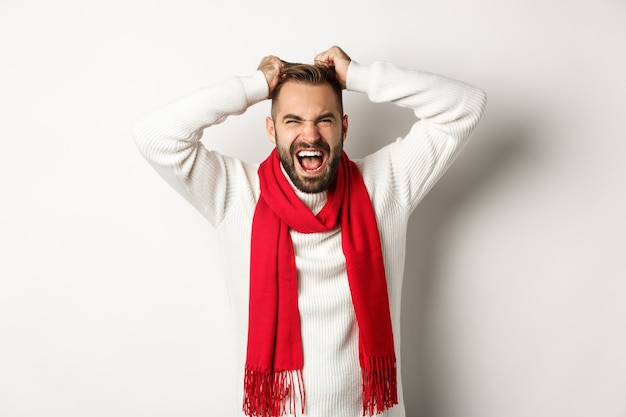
[298,150,322,157]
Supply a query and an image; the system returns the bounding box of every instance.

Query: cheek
[274,128,293,145]
[324,127,345,145]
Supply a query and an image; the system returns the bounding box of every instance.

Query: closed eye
[283,114,303,125]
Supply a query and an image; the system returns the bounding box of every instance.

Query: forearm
[132,71,268,223]
[349,61,487,210]
[347,60,487,144]
[133,71,268,171]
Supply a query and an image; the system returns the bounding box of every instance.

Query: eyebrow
[282,112,337,122]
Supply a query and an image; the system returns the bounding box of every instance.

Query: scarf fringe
[362,356,398,416]
[243,366,305,417]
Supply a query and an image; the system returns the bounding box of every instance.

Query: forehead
[273,81,341,117]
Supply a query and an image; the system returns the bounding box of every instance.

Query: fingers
[314,45,351,68]
[257,55,285,97]
[314,46,351,89]
[258,46,352,94]
[257,55,284,76]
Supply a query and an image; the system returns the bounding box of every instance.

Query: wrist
[242,71,270,105]
[344,60,366,92]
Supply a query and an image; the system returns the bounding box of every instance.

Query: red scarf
[243,149,397,417]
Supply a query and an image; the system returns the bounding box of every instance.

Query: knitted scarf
[243,149,397,417]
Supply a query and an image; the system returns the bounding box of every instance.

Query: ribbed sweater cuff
[241,70,270,106]
[345,61,369,94]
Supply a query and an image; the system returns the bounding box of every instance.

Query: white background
[1,1,625,416]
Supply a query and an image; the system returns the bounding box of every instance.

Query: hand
[314,46,351,89]
[257,55,285,97]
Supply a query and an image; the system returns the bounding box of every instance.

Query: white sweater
[134,61,487,417]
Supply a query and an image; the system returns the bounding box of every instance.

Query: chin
[292,167,337,193]
[277,141,342,194]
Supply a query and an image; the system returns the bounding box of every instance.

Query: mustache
[290,141,330,154]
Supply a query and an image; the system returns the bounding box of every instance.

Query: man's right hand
[257,55,284,97]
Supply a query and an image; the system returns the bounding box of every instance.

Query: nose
[300,120,320,142]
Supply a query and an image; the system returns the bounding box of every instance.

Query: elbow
[478,88,488,115]
[471,87,488,120]
[464,87,488,130]
[131,115,156,158]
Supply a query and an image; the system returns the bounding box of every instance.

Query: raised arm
[132,58,280,225]
[343,52,487,211]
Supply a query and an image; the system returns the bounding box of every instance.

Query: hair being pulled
[270,62,344,117]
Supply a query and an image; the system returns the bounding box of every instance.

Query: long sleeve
[132,71,269,225]
[131,59,486,417]
[347,61,487,212]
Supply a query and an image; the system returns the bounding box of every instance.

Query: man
[134,46,486,417]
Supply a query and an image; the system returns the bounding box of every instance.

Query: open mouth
[297,150,326,173]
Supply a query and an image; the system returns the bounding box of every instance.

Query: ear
[266,116,276,144]
[342,114,349,142]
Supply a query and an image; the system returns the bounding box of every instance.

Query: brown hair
[270,63,343,118]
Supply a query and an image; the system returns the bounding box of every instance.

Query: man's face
[266,81,348,193]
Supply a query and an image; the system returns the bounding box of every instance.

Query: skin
[258,46,352,193]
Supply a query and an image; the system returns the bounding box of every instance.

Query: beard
[276,135,343,194]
